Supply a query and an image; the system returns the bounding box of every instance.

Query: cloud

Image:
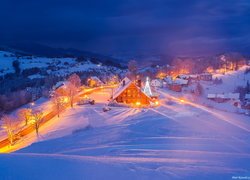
[0,0,250,56]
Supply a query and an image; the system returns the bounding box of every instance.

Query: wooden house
[168,84,182,92]
[112,77,151,106]
[199,73,213,81]
[151,79,163,88]
[207,93,240,103]
[87,76,104,87]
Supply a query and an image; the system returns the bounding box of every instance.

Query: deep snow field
[1,89,250,179]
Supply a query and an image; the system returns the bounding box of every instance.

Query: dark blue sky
[1,0,250,56]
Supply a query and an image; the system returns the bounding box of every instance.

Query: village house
[199,73,213,81]
[207,93,240,103]
[178,74,199,81]
[162,76,172,87]
[245,94,250,102]
[111,77,152,106]
[150,79,163,88]
[87,76,104,87]
[166,78,189,92]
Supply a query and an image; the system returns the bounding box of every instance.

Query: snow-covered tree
[66,73,81,108]
[68,73,81,88]
[195,82,203,96]
[30,110,43,136]
[52,92,65,118]
[18,108,32,126]
[1,115,18,145]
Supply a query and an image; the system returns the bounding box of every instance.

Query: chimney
[122,80,126,86]
[137,79,141,87]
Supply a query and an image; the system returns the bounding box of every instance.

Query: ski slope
[0,89,250,179]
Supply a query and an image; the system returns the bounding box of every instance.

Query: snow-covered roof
[112,77,133,99]
[163,76,173,84]
[89,76,103,83]
[53,81,66,90]
[227,93,240,99]
[178,74,189,79]
[207,93,239,99]
[217,94,226,98]
[245,94,250,99]
[151,79,162,82]
[207,94,216,98]
[28,74,44,80]
[112,77,152,101]
[200,73,212,76]
[174,78,188,85]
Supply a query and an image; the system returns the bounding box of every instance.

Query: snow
[205,66,250,94]
[245,94,250,100]
[0,51,123,77]
[1,88,250,179]
[28,74,44,79]
[207,93,240,100]
[174,78,188,85]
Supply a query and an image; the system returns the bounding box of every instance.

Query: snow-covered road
[0,89,250,179]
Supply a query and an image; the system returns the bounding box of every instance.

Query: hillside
[0,89,250,179]
[0,51,124,78]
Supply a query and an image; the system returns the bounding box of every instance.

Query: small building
[168,84,182,92]
[87,76,104,87]
[151,79,163,88]
[245,94,250,101]
[112,77,152,106]
[162,76,172,87]
[207,93,240,103]
[199,73,213,81]
[174,78,189,86]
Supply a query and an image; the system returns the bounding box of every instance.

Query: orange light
[155,101,159,105]
[180,99,185,103]
[136,102,141,106]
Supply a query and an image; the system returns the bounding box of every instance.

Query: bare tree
[66,74,81,108]
[30,110,43,136]
[52,92,65,118]
[195,82,203,97]
[18,108,32,126]
[128,60,138,80]
[1,115,18,145]
[68,73,81,88]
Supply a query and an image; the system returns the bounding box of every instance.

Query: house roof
[53,81,66,90]
[207,94,216,98]
[89,76,103,83]
[174,78,188,85]
[245,94,250,99]
[112,77,152,101]
[163,76,173,84]
[151,79,162,82]
[207,93,240,99]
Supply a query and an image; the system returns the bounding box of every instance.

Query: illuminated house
[151,79,163,88]
[87,76,104,87]
[112,77,151,106]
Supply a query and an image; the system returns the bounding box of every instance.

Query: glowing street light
[136,102,141,106]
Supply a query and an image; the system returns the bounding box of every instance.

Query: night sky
[1,0,250,56]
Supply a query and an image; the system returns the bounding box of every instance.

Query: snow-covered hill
[0,89,250,179]
[204,66,250,94]
[0,51,124,78]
